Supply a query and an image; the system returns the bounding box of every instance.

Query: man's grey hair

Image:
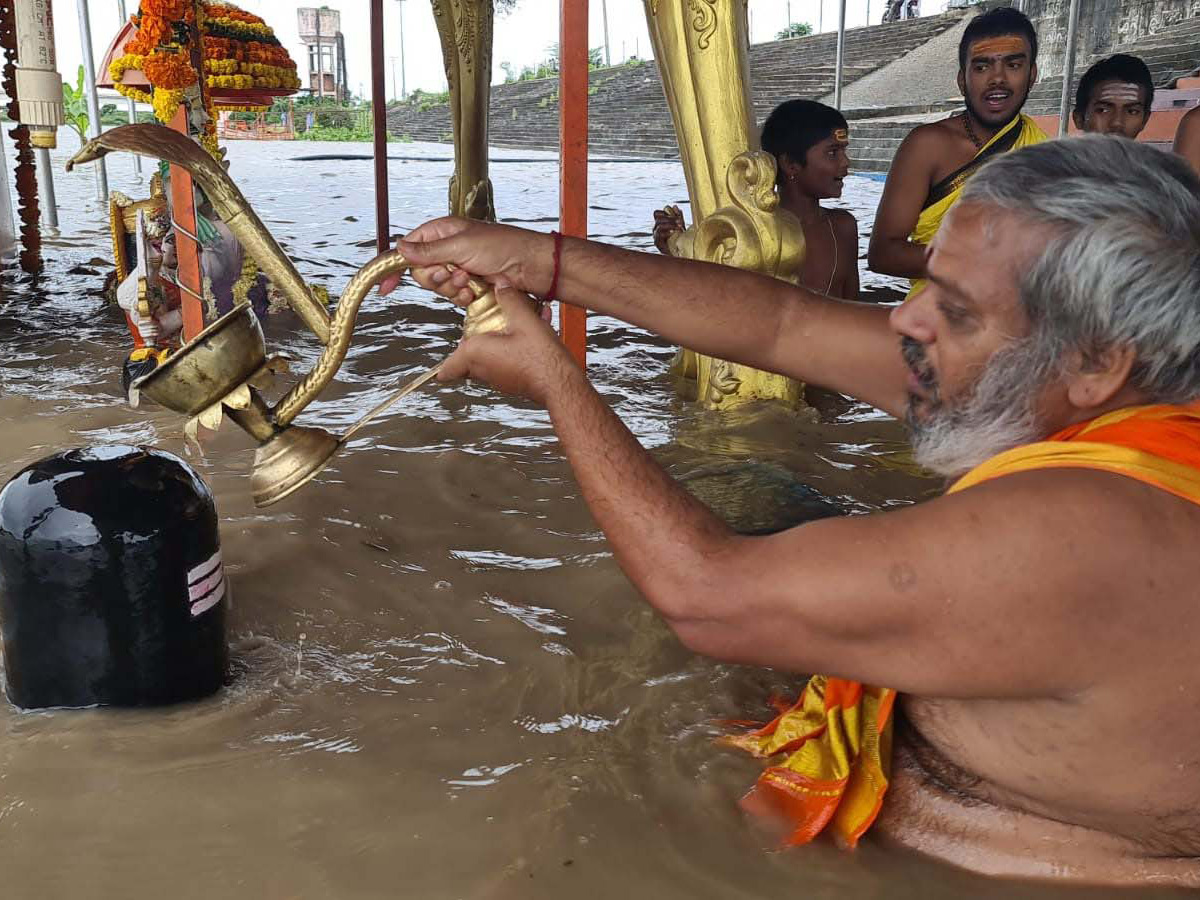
[960,135,1200,404]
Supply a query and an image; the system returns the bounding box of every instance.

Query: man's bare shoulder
[753,465,1200,696]
[897,116,966,153]
[945,464,1200,546]
[936,465,1200,612]
[1176,106,1200,144]
[829,207,858,238]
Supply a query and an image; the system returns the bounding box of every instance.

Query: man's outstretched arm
[397,219,909,417]
[441,288,1130,702]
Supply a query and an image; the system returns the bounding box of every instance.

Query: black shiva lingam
[0,446,228,709]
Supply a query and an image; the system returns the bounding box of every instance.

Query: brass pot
[136,303,266,417]
[72,125,512,508]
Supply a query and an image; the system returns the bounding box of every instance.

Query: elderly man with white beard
[384,136,1200,888]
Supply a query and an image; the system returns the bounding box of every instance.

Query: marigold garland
[110,52,153,105]
[113,0,201,137]
[141,47,195,90]
[151,86,186,124]
[127,0,194,56]
[231,252,258,307]
[205,57,238,75]
[199,6,225,160]
[205,16,272,38]
[110,1,300,125]
[207,74,252,90]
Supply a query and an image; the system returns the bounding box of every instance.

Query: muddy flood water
[0,140,1181,900]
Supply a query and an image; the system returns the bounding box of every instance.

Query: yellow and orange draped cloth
[906,113,1047,302]
[724,402,1200,847]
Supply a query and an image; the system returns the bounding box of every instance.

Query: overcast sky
[51,0,951,103]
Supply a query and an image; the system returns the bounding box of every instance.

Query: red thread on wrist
[545,230,563,302]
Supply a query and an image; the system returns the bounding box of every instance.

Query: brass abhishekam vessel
[67,124,509,508]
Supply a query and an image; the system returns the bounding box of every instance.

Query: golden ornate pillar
[432,0,495,221]
[645,0,807,409]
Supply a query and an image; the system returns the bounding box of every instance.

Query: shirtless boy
[653,100,859,300]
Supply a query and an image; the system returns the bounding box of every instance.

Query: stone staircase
[844,116,946,173]
[386,11,967,159]
[1025,13,1200,114]
[845,12,1200,173]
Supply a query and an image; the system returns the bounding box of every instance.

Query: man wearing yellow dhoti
[397,136,1200,887]
[869,8,1047,301]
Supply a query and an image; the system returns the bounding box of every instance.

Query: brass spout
[272,251,412,426]
[254,269,510,507]
[274,256,504,428]
[67,125,331,344]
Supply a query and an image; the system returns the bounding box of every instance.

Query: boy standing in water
[652,100,859,300]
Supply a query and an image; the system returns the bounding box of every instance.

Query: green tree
[61,65,90,145]
[777,22,814,39]
[100,103,132,126]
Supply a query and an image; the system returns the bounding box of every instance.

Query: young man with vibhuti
[1073,53,1154,139]
[868,8,1047,302]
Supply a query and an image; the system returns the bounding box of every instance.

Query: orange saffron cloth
[722,403,1200,848]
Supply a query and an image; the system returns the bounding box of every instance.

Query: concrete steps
[845,119,940,171]
[1023,15,1200,114]
[386,10,968,160]
[388,8,1200,173]
[844,13,1200,172]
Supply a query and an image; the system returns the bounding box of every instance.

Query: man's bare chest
[926,125,989,187]
[900,688,1200,855]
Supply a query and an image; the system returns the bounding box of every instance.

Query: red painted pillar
[169,107,206,341]
[370,0,390,254]
[559,0,588,367]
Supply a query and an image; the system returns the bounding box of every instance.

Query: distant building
[297,6,348,101]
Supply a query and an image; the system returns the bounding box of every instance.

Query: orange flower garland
[199,3,300,90]
[110,1,299,150]
[127,0,195,57]
[114,0,201,130]
[140,48,196,90]
[194,2,220,159]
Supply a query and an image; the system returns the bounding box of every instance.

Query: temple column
[644,0,807,409]
[432,0,495,221]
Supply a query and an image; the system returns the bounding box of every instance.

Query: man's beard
[963,79,1032,131]
[902,335,1060,478]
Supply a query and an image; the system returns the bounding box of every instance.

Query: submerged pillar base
[645,0,808,410]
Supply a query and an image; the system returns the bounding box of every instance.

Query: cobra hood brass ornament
[68,124,507,508]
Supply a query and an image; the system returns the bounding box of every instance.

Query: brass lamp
[68,125,506,507]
